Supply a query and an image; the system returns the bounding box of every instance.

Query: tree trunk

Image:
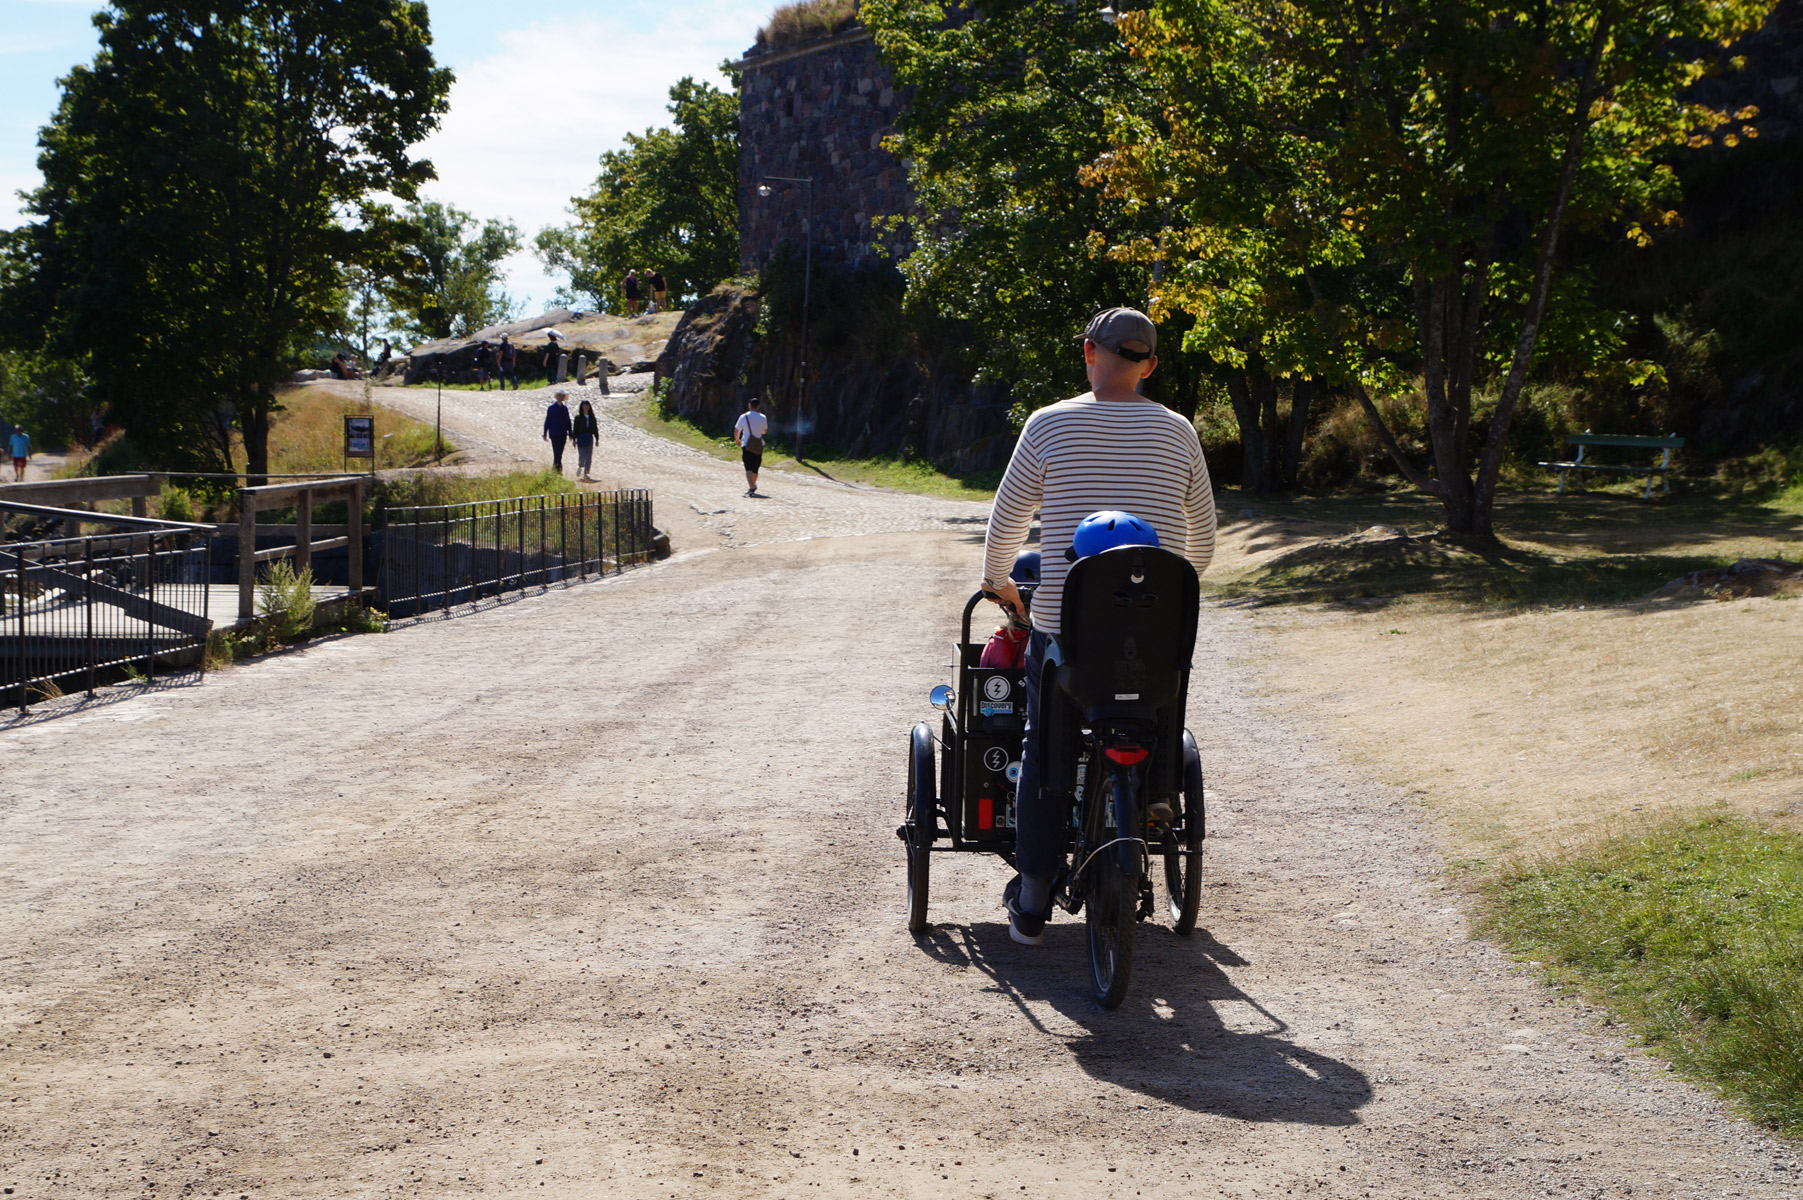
[243,392,270,488]
[1282,378,1312,489]
[1253,367,1281,491]
[1223,370,1270,495]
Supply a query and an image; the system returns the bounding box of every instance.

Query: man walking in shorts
[9,425,29,481]
[734,397,768,497]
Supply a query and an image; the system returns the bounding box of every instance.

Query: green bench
[1538,431,1683,499]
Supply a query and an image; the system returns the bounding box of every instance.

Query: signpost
[344,415,375,476]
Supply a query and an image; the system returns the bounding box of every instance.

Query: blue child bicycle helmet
[1067,510,1160,561]
[1010,549,1042,584]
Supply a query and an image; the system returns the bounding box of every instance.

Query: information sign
[344,415,374,459]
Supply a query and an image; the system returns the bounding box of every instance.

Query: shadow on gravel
[918,921,1371,1125]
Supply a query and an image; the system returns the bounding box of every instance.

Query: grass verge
[263,386,450,472]
[624,395,1002,500]
[368,469,582,510]
[1480,814,1803,1135]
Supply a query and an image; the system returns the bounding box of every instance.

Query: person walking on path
[497,335,519,390]
[9,425,29,482]
[733,397,769,498]
[979,306,1218,947]
[473,340,495,389]
[650,270,668,315]
[543,390,573,475]
[543,332,563,385]
[571,399,601,482]
[623,269,641,317]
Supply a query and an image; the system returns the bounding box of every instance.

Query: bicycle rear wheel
[1086,772,1138,1008]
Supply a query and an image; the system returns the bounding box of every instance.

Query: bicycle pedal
[1146,801,1175,824]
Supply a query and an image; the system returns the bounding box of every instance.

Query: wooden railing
[237,478,365,619]
[1,474,165,535]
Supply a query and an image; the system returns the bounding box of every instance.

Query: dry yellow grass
[257,385,447,473]
[1245,595,1803,858]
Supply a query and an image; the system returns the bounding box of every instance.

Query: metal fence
[1,529,212,712]
[378,489,654,618]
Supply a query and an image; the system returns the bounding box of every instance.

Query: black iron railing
[378,489,653,618]
[1,530,212,712]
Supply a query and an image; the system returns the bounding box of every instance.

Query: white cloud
[417,3,760,312]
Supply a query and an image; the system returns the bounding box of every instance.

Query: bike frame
[1057,723,1157,915]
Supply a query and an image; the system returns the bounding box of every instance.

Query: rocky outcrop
[402,309,681,386]
[655,284,1016,473]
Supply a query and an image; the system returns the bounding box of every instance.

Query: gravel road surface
[2,389,1797,1198]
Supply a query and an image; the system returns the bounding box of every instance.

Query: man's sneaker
[1004,875,1047,946]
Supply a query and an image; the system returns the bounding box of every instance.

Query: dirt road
[364,376,989,552]
[2,395,1798,1198]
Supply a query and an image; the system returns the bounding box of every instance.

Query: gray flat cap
[1082,307,1157,361]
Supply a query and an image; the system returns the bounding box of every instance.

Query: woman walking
[572,398,601,482]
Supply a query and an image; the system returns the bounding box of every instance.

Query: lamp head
[756,184,774,198]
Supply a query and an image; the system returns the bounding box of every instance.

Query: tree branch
[1474,8,1612,513]
[1353,382,1442,496]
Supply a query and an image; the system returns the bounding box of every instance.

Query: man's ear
[1140,354,1158,380]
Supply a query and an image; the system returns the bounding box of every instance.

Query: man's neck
[1087,384,1148,404]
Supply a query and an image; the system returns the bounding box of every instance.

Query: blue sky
[2,0,777,317]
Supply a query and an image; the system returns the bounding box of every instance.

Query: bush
[757,0,859,49]
[159,489,196,523]
[256,560,318,642]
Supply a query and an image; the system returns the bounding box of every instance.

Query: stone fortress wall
[734,27,913,271]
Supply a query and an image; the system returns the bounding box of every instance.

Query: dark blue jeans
[1015,629,1072,880]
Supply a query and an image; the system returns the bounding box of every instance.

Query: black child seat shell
[1052,545,1200,715]
[1047,545,1201,803]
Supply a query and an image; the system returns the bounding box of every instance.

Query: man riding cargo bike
[899,307,1218,1008]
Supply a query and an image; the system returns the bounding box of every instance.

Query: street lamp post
[756,175,813,462]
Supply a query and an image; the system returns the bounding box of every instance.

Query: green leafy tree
[385,201,522,342]
[866,0,1191,420]
[1109,0,1770,532]
[537,75,740,313]
[1,0,450,481]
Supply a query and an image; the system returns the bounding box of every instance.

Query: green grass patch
[624,395,1001,500]
[368,468,582,512]
[1480,814,1803,1135]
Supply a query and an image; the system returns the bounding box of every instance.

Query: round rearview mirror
[929,684,954,710]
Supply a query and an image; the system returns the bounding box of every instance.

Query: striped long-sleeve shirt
[983,393,1217,636]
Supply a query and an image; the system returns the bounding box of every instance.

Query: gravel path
[2,400,1798,1197]
[361,377,991,552]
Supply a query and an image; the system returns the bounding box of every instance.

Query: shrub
[757,0,859,49]
[160,489,196,523]
[256,560,317,642]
